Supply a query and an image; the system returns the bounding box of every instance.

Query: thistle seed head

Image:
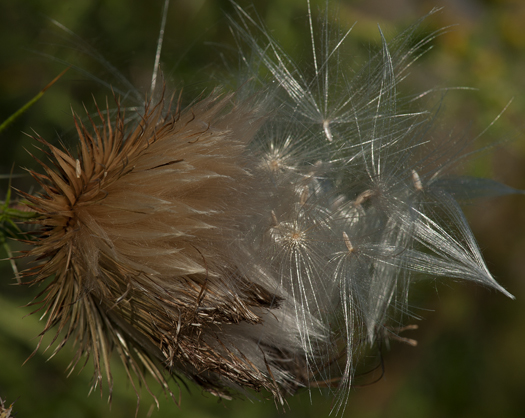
[22,93,314,401]
[16,2,518,413]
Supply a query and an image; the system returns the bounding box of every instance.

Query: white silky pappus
[228,0,517,409]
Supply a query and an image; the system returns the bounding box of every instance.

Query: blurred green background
[1,0,524,417]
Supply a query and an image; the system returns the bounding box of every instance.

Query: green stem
[0,67,69,135]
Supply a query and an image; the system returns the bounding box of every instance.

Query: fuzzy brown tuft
[21,93,309,402]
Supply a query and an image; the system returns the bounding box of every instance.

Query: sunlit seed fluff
[20,1,518,413]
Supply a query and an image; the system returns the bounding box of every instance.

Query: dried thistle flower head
[18,1,517,413]
[22,94,304,401]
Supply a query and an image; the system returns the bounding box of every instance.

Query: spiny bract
[20,2,515,412]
